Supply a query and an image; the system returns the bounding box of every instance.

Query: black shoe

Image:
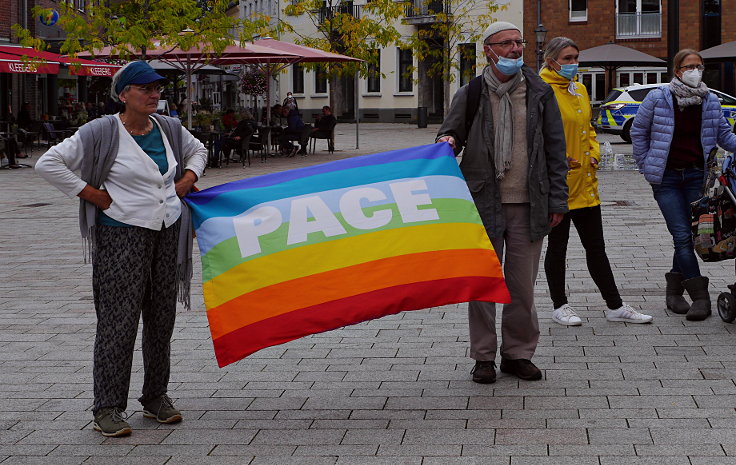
[471,360,496,384]
[500,358,542,380]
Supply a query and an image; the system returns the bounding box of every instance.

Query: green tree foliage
[282,0,404,76]
[282,0,405,111]
[403,0,503,112]
[13,0,274,60]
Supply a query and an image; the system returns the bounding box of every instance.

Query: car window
[628,88,655,102]
[603,90,622,104]
[713,90,736,105]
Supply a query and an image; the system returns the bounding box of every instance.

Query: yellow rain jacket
[540,67,600,210]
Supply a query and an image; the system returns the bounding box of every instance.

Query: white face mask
[680,69,703,87]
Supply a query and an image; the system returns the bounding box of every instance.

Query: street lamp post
[534,23,548,71]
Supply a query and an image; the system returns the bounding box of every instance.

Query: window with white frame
[569,0,586,21]
[367,49,380,93]
[616,0,661,38]
[292,63,304,94]
[398,48,413,93]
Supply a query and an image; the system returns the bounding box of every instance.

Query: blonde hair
[541,37,579,70]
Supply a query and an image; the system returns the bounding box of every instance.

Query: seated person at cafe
[15,102,35,154]
[223,110,258,160]
[18,102,32,129]
[311,105,337,152]
[71,103,88,127]
[85,102,99,122]
[279,107,311,156]
[222,108,238,130]
[1,135,23,168]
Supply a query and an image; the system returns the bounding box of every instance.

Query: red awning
[66,58,121,76]
[0,51,60,74]
[0,45,120,76]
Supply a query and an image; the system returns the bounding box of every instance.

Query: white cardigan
[36,114,207,230]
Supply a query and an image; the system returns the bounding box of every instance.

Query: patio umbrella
[234,38,362,147]
[700,41,736,61]
[148,60,228,75]
[578,43,666,95]
[78,42,299,128]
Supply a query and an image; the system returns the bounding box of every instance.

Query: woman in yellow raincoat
[540,37,652,326]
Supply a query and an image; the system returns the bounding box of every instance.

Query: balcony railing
[616,12,661,38]
[403,0,451,24]
[318,3,361,23]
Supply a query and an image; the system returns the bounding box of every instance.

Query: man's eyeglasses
[484,39,527,49]
[131,84,164,95]
[679,64,705,71]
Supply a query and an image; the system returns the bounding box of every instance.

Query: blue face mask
[555,60,578,80]
[490,49,524,76]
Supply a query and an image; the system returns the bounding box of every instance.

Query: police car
[595,83,736,143]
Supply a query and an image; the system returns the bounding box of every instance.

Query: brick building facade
[522,0,736,99]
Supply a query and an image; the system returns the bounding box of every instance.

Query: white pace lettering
[233,206,282,258]
[389,180,439,223]
[287,196,347,245]
[339,187,392,230]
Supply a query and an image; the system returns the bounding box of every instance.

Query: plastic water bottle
[600,141,613,170]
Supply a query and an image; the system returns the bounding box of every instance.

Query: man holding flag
[436,21,568,384]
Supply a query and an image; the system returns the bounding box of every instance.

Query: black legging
[544,205,623,310]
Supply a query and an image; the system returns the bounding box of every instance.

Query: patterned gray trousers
[92,221,180,413]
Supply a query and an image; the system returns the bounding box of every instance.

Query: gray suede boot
[665,272,690,314]
[682,276,711,321]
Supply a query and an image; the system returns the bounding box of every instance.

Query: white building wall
[277,0,522,122]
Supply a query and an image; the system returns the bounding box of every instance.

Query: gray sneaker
[142,394,182,424]
[93,408,132,437]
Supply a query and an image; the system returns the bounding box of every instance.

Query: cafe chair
[253,127,271,163]
[309,122,337,154]
[41,122,66,147]
[239,133,253,167]
[17,129,37,156]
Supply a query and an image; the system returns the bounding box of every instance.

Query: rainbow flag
[185,143,509,367]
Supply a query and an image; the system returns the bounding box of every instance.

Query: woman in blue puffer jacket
[631,48,736,321]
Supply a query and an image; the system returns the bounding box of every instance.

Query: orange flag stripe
[207,248,502,340]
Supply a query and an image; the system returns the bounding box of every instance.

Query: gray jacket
[437,65,568,242]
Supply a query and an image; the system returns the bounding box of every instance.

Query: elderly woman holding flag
[35,61,207,437]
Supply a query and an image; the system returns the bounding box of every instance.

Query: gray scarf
[669,77,710,110]
[76,114,194,309]
[483,65,524,180]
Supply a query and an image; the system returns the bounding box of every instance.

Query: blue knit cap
[114,61,166,95]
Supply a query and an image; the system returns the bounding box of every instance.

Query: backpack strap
[465,75,483,133]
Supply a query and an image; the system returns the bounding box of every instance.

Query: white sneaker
[552,303,582,326]
[605,304,653,324]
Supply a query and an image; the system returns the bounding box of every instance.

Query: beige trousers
[469,203,543,361]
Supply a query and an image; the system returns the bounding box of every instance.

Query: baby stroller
[715,152,736,322]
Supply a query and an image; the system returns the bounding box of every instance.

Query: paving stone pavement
[1,124,735,465]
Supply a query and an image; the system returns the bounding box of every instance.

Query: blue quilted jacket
[631,85,736,184]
